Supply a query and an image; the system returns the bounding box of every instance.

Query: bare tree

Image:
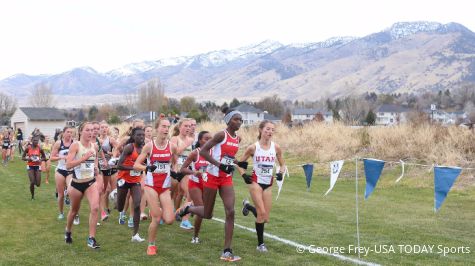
[180,96,196,113]
[340,96,368,125]
[0,92,17,125]
[137,78,166,113]
[29,83,55,107]
[256,94,284,117]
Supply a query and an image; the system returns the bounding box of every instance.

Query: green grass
[0,155,474,265]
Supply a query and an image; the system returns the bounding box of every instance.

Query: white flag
[395,160,405,183]
[324,160,344,196]
[275,166,288,200]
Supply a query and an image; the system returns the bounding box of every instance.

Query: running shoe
[220,250,241,262]
[191,236,200,244]
[64,194,71,206]
[65,231,72,244]
[147,245,157,256]
[180,220,194,230]
[256,243,268,252]
[131,233,145,243]
[175,212,182,222]
[128,217,134,228]
[159,219,164,225]
[242,199,250,216]
[87,237,100,249]
[101,210,109,221]
[118,211,126,225]
[73,214,80,225]
[58,213,65,220]
[176,203,192,218]
[140,213,148,221]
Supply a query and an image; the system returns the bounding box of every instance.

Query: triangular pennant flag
[434,166,462,212]
[275,166,289,200]
[395,160,405,183]
[324,160,344,196]
[302,164,314,191]
[363,158,385,199]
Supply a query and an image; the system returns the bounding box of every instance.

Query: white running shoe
[191,236,200,244]
[131,233,145,242]
[256,243,268,252]
[57,213,65,220]
[73,214,80,225]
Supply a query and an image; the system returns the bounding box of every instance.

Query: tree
[314,112,325,122]
[281,109,292,124]
[365,110,376,125]
[256,94,284,117]
[137,78,166,113]
[0,92,16,125]
[88,105,98,121]
[230,98,240,108]
[180,96,196,113]
[29,83,55,107]
[341,96,368,125]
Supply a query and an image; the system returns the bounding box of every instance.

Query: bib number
[257,164,273,177]
[220,155,234,166]
[153,161,170,174]
[117,178,125,187]
[130,170,142,176]
[178,155,187,165]
[202,172,208,182]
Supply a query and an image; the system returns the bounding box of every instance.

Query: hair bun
[221,106,230,114]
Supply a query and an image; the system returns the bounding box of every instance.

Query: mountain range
[2,21,475,104]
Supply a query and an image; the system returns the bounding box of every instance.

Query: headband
[224,110,242,124]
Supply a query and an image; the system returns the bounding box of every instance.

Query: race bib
[256,164,274,177]
[220,155,234,166]
[178,155,187,165]
[45,153,51,159]
[117,178,125,187]
[153,161,170,174]
[78,159,95,179]
[31,155,40,162]
[130,170,142,176]
[202,172,208,182]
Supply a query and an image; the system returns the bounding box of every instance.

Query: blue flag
[434,166,462,212]
[302,164,314,190]
[364,159,385,199]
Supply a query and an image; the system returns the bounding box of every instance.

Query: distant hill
[2,21,475,103]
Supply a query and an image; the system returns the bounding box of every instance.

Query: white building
[376,104,410,125]
[235,103,265,125]
[10,107,67,138]
[429,110,466,125]
[292,108,333,123]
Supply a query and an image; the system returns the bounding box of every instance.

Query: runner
[16,128,24,155]
[22,135,46,200]
[133,118,180,256]
[237,120,286,252]
[41,136,53,184]
[64,122,101,249]
[177,107,243,262]
[179,130,212,243]
[98,121,118,221]
[2,129,11,166]
[170,118,194,230]
[117,127,146,242]
[50,126,74,220]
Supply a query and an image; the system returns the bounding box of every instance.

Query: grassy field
[0,154,474,265]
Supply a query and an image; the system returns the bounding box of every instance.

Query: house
[10,107,67,138]
[428,110,466,125]
[235,103,264,125]
[125,111,157,123]
[292,108,333,123]
[263,112,281,123]
[376,104,410,125]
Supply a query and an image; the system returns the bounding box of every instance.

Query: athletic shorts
[117,179,141,190]
[101,168,117,176]
[258,183,272,191]
[145,185,170,196]
[71,178,96,194]
[57,169,74,178]
[2,145,9,150]
[27,165,40,171]
[203,173,233,190]
[188,179,203,192]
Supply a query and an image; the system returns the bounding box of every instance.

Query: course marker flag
[324,160,344,196]
[302,164,314,191]
[434,166,462,212]
[363,158,385,199]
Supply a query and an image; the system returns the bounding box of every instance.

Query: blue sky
[0,0,473,79]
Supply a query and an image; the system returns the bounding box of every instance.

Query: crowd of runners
[0,108,286,262]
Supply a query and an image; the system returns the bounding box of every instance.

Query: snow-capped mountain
[2,21,475,103]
